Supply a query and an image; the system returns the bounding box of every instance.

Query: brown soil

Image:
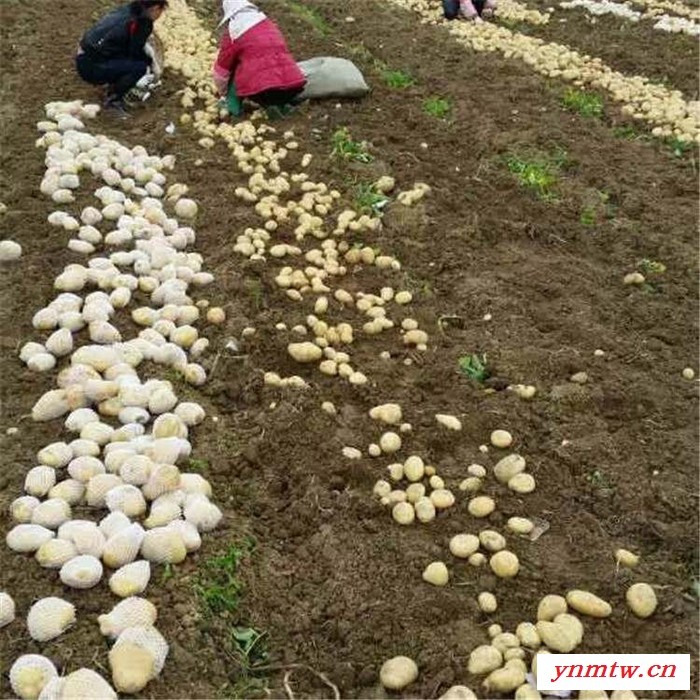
[0,0,697,698]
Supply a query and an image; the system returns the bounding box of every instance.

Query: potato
[535,620,580,653]
[439,686,477,700]
[615,548,639,568]
[373,480,391,498]
[682,367,695,380]
[206,307,225,324]
[566,590,612,618]
[469,552,486,567]
[494,454,526,484]
[392,502,415,525]
[414,497,436,523]
[468,496,495,518]
[508,473,536,494]
[478,592,498,613]
[379,656,418,690]
[369,403,402,425]
[554,613,583,645]
[623,272,645,285]
[483,665,526,693]
[423,561,449,586]
[516,622,541,648]
[430,489,455,509]
[505,648,526,661]
[459,477,482,493]
[507,517,534,535]
[492,632,520,654]
[515,683,543,700]
[467,645,503,675]
[404,455,425,482]
[570,371,588,384]
[479,530,506,552]
[429,475,444,490]
[578,691,609,700]
[467,464,486,478]
[436,413,462,431]
[490,429,513,448]
[490,551,519,578]
[287,342,322,363]
[626,583,657,618]
[537,594,567,621]
[380,432,402,454]
[406,483,426,503]
[488,624,502,638]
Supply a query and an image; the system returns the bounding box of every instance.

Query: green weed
[613,124,641,141]
[187,457,210,473]
[423,96,451,119]
[332,128,373,163]
[162,562,175,583]
[244,278,265,311]
[505,150,566,200]
[561,88,603,118]
[580,206,597,227]
[194,541,254,615]
[382,69,415,89]
[666,137,694,158]
[586,469,615,491]
[638,258,666,275]
[287,1,330,34]
[354,182,389,214]
[458,353,490,383]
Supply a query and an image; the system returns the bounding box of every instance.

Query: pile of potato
[2,101,226,699]
[393,0,700,142]
[149,6,664,700]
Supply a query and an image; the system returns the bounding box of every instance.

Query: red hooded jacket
[212,18,305,97]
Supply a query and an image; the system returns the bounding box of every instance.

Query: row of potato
[153,3,667,699]
[1,101,225,699]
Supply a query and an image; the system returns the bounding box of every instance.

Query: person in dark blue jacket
[76,0,168,117]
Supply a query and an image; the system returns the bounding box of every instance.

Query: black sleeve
[127,18,153,62]
[81,9,131,58]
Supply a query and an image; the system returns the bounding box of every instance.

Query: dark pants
[76,53,148,100]
[443,0,486,17]
[248,87,305,109]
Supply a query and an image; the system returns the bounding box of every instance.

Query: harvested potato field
[0,0,698,698]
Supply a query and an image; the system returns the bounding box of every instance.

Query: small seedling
[287,1,330,34]
[354,182,389,214]
[187,457,210,472]
[666,137,693,158]
[162,562,175,583]
[505,150,565,200]
[232,627,269,669]
[382,69,415,89]
[332,128,373,163]
[580,206,596,227]
[194,542,252,615]
[613,124,641,141]
[638,258,666,275]
[458,353,490,383]
[561,88,603,118]
[423,97,451,119]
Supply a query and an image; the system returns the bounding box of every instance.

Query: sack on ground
[297,57,370,100]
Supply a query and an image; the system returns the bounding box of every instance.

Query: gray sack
[297,57,370,100]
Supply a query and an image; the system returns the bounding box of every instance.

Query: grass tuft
[332,128,373,163]
[561,88,603,118]
[382,69,415,89]
[458,353,490,383]
[423,96,451,119]
[505,149,566,200]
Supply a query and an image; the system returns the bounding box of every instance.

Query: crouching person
[442,0,496,21]
[76,0,168,118]
[213,0,307,119]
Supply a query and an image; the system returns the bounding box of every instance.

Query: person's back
[218,19,305,98]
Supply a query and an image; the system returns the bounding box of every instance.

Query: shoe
[103,97,131,120]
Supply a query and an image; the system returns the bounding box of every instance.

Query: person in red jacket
[212,0,306,118]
